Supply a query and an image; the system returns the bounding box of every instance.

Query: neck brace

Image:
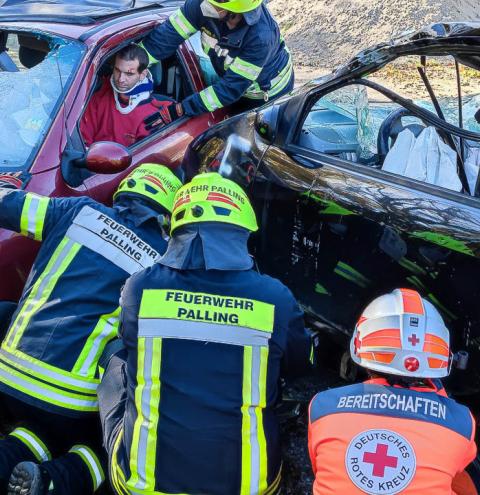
[111,70,153,114]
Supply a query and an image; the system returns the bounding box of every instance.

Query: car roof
[0,0,181,25]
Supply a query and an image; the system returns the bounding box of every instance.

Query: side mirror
[254,104,280,144]
[83,142,132,174]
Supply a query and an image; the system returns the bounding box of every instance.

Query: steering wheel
[377,108,428,162]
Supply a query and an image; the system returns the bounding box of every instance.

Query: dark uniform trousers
[0,394,107,495]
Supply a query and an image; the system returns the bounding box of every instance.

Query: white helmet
[350,288,451,378]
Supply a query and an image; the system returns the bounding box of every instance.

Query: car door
[253,80,480,389]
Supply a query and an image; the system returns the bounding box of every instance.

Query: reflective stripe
[127,338,162,491]
[70,445,105,490]
[230,57,262,81]
[20,194,50,241]
[0,359,98,411]
[66,206,159,275]
[201,30,217,53]
[111,429,130,495]
[244,55,293,100]
[10,427,51,462]
[199,86,223,112]
[72,308,120,377]
[5,237,80,349]
[0,348,98,393]
[241,345,269,494]
[139,319,271,347]
[170,9,197,39]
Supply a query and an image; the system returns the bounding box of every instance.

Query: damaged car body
[184,22,480,402]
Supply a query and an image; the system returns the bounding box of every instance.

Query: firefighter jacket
[308,377,477,495]
[110,261,310,494]
[143,0,293,116]
[0,190,167,417]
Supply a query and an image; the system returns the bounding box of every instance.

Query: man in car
[80,44,174,148]
[308,288,477,495]
[141,0,294,128]
[97,173,311,495]
[0,164,182,495]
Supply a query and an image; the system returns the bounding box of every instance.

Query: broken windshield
[0,30,84,171]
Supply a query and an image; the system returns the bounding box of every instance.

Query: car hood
[303,22,480,92]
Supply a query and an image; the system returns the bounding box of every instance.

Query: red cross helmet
[350,288,451,378]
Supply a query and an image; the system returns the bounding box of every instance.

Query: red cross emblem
[363,443,398,477]
[408,334,420,346]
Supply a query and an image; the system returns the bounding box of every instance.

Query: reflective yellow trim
[0,348,98,394]
[241,346,253,495]
[72,307,121,378]
[140,290,274,333]
[199,86,223,112]
[128,337,146,489]
[257,346,269,493]
[20,193,50,241]
[230,57,262,82]
[10,427,51,462]
[0,359,98,412]
[70,445,105,491]
[169,9,196,39]
[111,429,129,495]
[5,237,81,350]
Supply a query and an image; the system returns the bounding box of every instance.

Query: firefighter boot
[7,461,51,495]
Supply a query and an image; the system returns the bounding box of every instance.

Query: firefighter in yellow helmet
[98,172,311,494]
[142,0,294,126]
[0,164,181,495]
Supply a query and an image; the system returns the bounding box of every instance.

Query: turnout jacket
[111,264,310,495]
[0,190,167,417]
[143,0,292,115]
[308,378,477,495]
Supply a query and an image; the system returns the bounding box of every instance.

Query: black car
[184,22,480,403]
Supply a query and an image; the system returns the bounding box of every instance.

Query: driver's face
[113,56,146,92]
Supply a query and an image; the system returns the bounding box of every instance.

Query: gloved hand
[144,103,184,131]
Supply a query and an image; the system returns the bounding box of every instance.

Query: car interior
[296,55,480,197]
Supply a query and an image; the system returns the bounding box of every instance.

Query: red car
[0,0,228,323]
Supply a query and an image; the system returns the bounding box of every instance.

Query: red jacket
[80,79,171,147]
[308,378,477,494]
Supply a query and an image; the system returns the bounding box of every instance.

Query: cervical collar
[111,70,154,114]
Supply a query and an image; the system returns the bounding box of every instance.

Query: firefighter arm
[181,39,268,116]
[143,0,201,62]
[0,189,52,241]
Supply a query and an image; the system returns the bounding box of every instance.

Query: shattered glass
[0,34,84,170]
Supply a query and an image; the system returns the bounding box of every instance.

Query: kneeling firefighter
[0,164,182,495]
[308,288,477,494]
[98,172,311,495]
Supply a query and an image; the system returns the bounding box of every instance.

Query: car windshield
[0,30,84,172]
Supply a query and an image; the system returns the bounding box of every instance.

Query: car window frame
[283,78,480,207]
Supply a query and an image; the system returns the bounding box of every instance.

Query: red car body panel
[0,7,228,302]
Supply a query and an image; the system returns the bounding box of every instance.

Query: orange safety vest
[308,378,477,494]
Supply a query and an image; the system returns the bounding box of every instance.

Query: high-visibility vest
[0,190,167,416]
[110,263,310,494]
[308,378,477,495]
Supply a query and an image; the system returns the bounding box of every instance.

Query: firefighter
[308,288,477,494]
[141,0,294,127]
[0,164,182,495]
[98,172,310,495]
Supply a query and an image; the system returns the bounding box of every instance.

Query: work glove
[144,103,183,132]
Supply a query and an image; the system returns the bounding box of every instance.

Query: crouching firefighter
[0,164,182,495]
[308,288,477,495]
[98,172,311,495]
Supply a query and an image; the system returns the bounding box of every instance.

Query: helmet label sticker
[345,429,416,494]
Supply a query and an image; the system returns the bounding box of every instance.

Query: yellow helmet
[208,0,262,13]
[113,164,182,213]
[171,173,258,233]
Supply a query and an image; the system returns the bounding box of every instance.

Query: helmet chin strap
[110,70,153,114]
